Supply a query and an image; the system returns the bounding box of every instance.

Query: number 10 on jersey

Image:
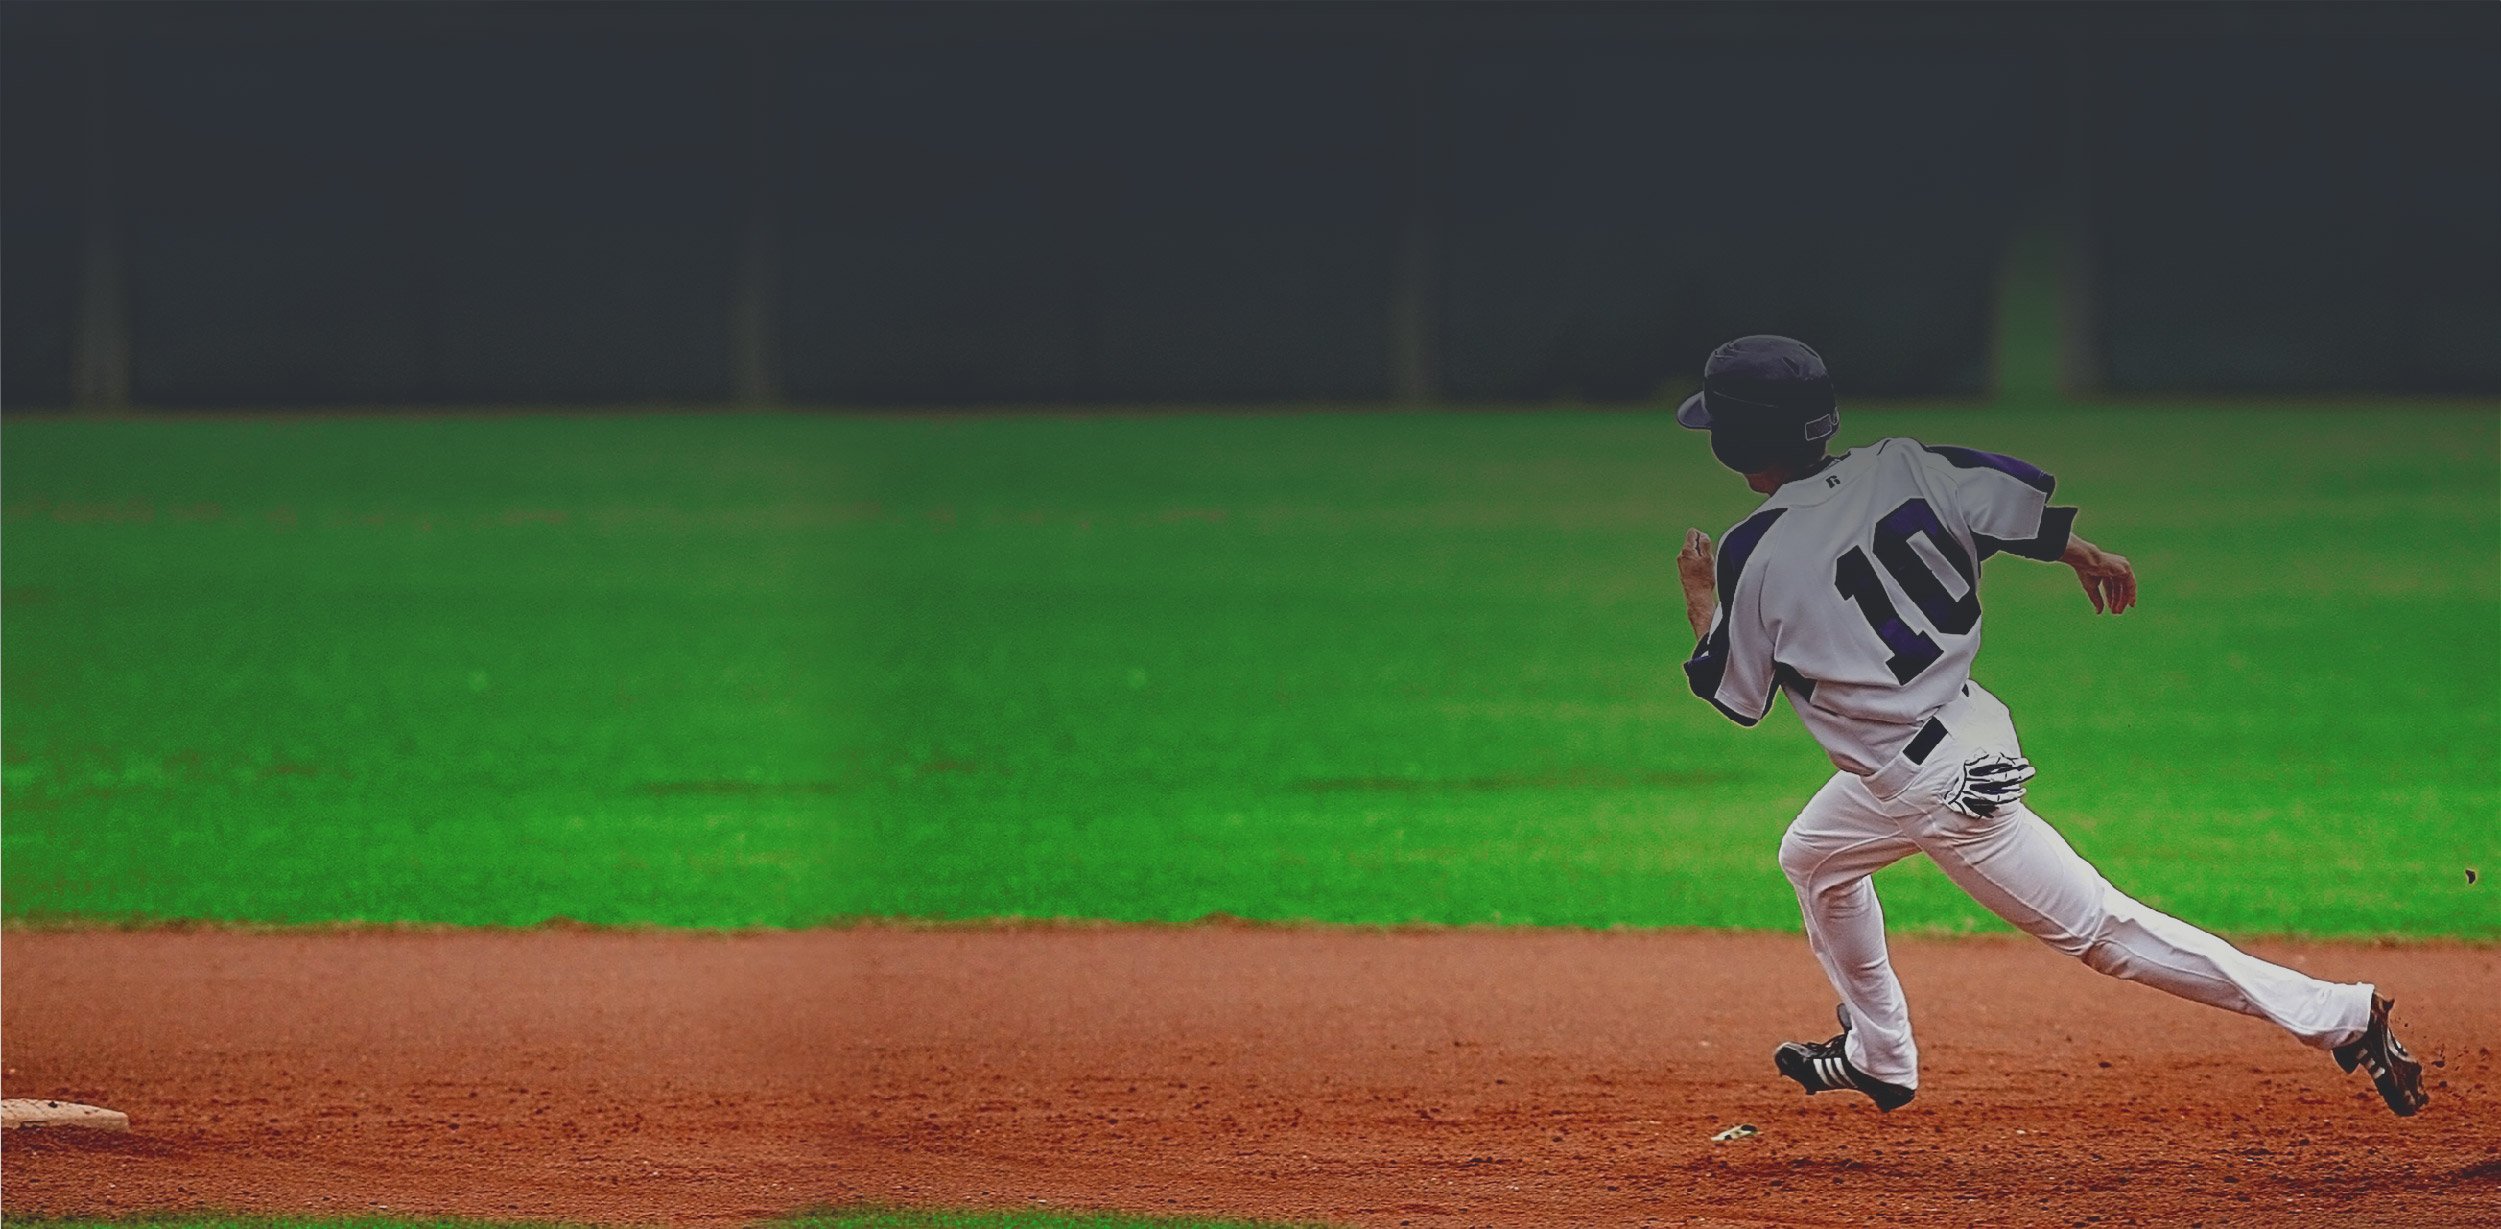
[1832,497,1979,684]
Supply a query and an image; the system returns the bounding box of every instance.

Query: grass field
[4,405,2494,935]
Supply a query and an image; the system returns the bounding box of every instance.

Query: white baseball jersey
[1684,437,2077,774]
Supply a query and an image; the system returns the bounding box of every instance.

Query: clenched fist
[1679,528,1717,639]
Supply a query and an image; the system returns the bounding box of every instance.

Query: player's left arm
[1677,528,1717,639]
[1677,515,1784,726]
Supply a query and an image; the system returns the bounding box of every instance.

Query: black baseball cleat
[1775,1005,1915,1112]
[2333,994,2428,1117]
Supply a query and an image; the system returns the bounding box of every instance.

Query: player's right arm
[1917,444,2074,562]
[1917,442,2134,614]
[2058,534,2137,615]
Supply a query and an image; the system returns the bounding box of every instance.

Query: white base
[0,1098,131,1132]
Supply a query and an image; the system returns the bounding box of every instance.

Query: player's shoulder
[1719,503,1789,556]
[1755,438,1919,512]
[1904,439,2057,492]
[1840,436,1927,476]
[1811,436,1934,472]
[1864,436,1949,468]
[1714,503,1792,593]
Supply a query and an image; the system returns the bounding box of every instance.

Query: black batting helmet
[1675,335,1840,474]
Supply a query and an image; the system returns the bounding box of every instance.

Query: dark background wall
[4,2,2495,409]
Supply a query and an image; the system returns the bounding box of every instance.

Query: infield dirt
[4,927,2493,1227]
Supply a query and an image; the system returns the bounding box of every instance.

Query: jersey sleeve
[1919,444,2078,562]
[1683,508,1786,726]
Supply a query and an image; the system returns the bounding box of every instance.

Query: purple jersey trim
[1976,504,2079,563]
[1922,444,2056,495]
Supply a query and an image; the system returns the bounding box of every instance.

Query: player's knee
[2076,911,2130,974]
[2080,935,2125,976]
[1776,828,1822,887]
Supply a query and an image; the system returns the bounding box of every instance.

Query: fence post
[71,17,131,412]
[1387,34,1440,406]
[729,23,782,407]
[2054,34,2102,399]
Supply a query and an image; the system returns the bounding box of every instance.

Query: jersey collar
[1760,446,1866,509]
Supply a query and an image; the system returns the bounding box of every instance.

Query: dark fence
[4,2,2495,409]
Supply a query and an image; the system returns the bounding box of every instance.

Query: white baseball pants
[1778,683,2374,1089]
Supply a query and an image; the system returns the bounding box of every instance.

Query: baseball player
[1671,335,2428,1117]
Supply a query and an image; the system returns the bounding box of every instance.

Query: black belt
[1903,718,1949,765]
[1904,685,1973,766]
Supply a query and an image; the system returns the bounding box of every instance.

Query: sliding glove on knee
[1945,751,2036,819]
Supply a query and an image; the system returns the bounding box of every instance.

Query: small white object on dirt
[1710,1123,1759,1142]
[0,1098,131,1132]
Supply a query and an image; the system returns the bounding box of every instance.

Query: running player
[1671,334,2428,1117]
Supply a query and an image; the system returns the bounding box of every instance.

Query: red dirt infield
[3,927,2493,1227]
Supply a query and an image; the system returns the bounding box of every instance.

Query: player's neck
[1747,452,1837,495]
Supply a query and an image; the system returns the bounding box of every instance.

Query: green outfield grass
[4,405,2494,935]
